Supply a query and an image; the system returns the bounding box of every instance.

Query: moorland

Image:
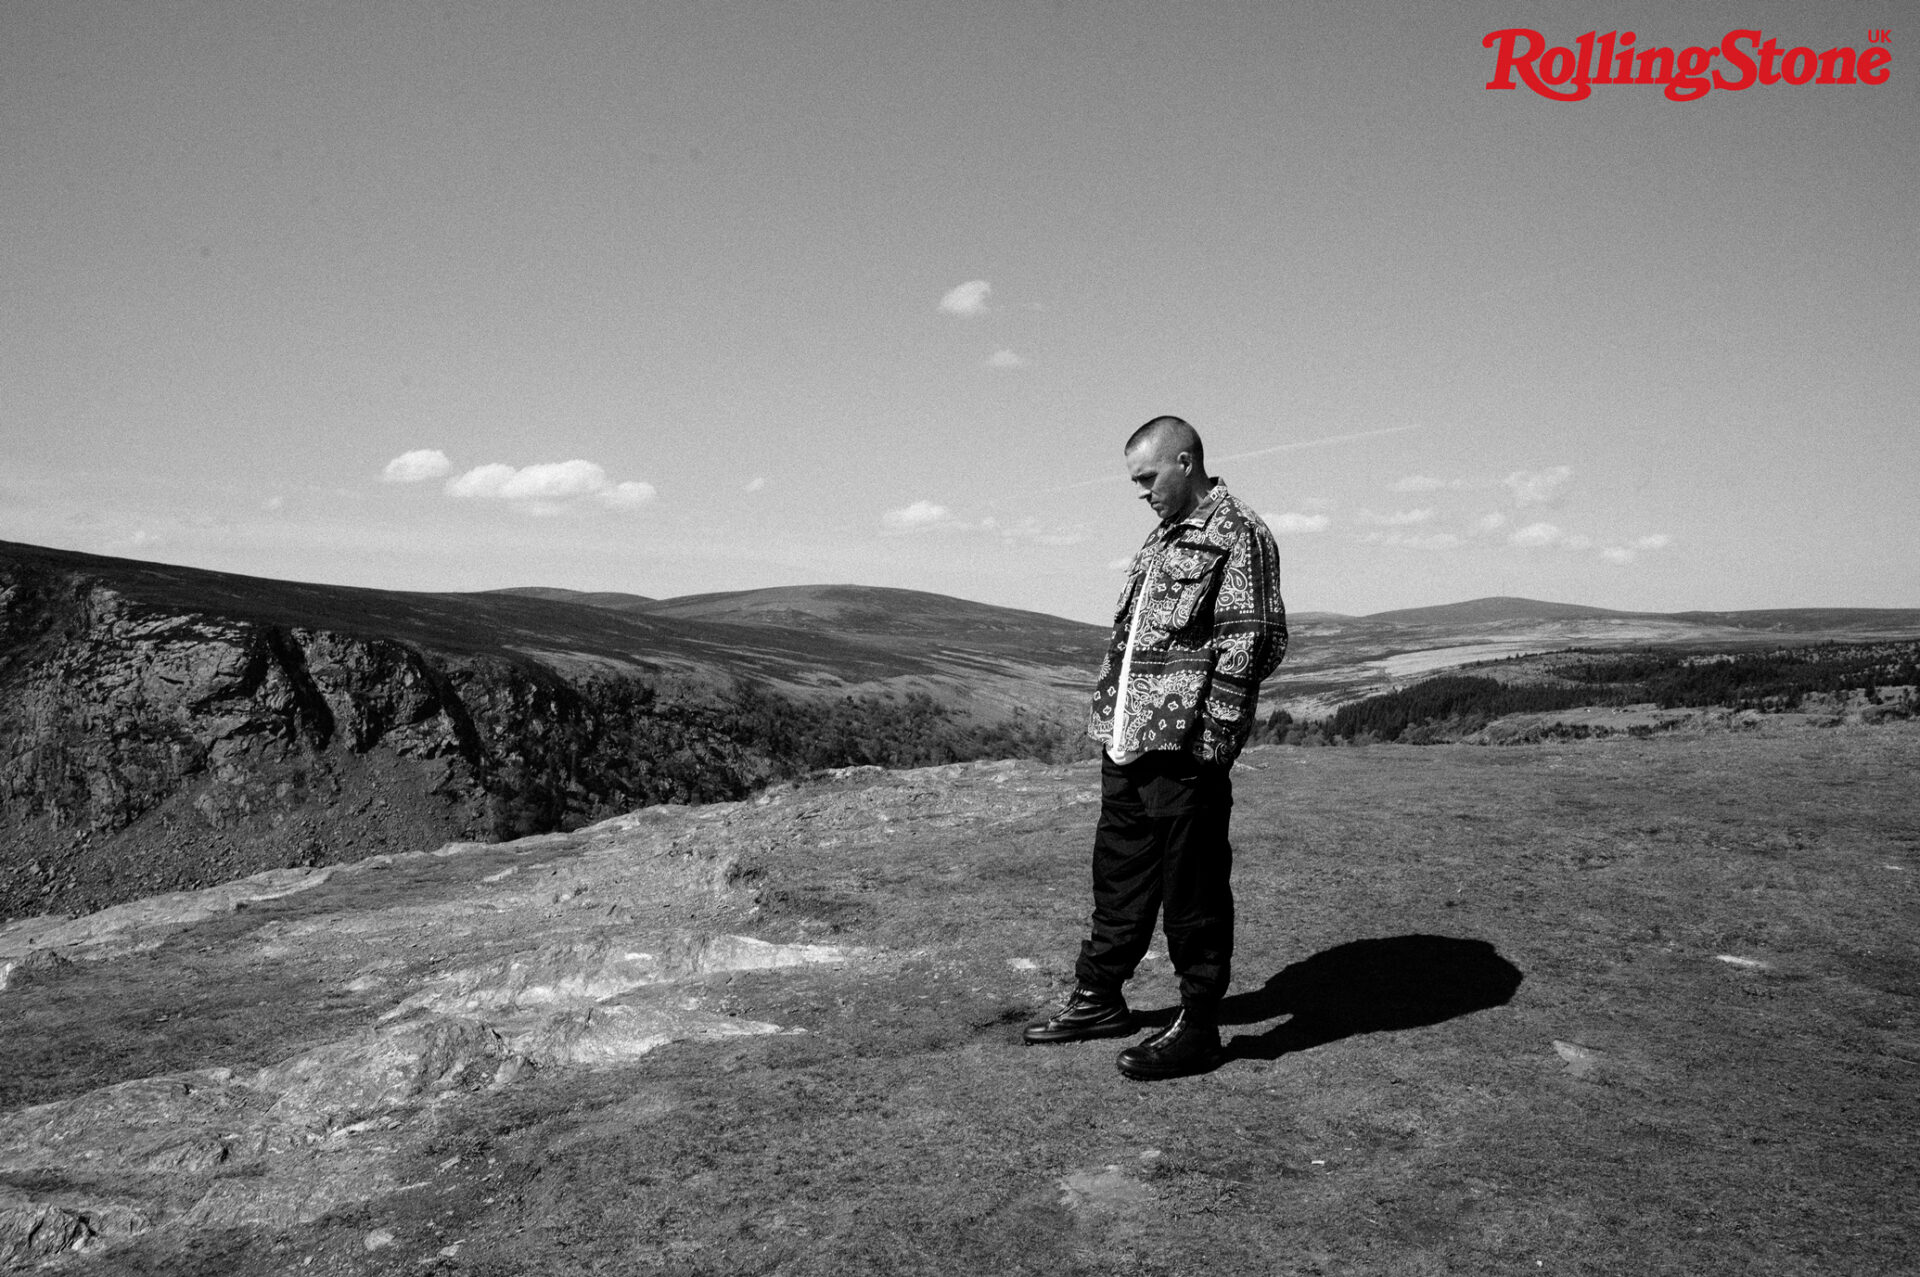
[2,539,1917,1272]
[1,720,1914,1274]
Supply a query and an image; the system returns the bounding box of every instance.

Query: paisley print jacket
[1086,480,1287,767]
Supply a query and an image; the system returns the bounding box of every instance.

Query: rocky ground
[1,721,1916,1274]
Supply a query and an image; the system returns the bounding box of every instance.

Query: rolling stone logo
[1484,28,1894,101]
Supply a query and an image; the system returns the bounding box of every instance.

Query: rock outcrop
[0,553,783,922]
[0,543,1096,923]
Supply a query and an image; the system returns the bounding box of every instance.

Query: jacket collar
[1163,478,1226,533]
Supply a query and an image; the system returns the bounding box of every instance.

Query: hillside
[1363,596,1920,633]
[7,539,1919,922]
[1278,597,1920,719]
[0,542,1102,923]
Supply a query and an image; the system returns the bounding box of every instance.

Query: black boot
[1023,987,1135,1044]
[1115,1006,1223,1079]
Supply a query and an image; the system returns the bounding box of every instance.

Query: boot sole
[1115,1049,1224,1080]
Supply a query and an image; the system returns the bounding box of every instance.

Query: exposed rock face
[0,772,901,1263]
[0,557,775,922]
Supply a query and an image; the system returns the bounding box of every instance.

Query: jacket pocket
[1161,543,1227,631]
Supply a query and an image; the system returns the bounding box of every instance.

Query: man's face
[1125,439,1201,522]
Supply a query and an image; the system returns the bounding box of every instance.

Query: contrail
[1037,423,1424,493]
[1212,422,1423,464]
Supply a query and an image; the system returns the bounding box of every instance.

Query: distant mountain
[1358,596,1920,632]
[492,586,657,612]
[1362,597,1647,626]
[7,539,1915,922]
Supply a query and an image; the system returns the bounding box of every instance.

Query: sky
[3,0,1914,624]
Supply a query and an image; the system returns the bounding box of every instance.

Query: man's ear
[1176,451,1194,474]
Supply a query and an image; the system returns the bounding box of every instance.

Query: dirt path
[2,726,1915,1274]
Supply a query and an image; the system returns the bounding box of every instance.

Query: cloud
[1509,521,1593,551]
[1391,475,1446,493]
[744,476,766,493]
[1504,465,1573,505]
[601,481,656,510]
[444,460,656,514]
[382,449,452,483]
[1269,512,1331,534]
[1476,511,1509,532]
[1509,521,1564,548]
[1358,508,1435,527]
[985,349,1029,368]
[938,280,992,316]
[1361,530,1463,550]
[882,500,959,531]
[1602,533,1674,564]
[882,501,1081,544]
[262,495,285,512]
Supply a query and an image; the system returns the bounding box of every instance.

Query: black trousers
[1074,751,1235,1007]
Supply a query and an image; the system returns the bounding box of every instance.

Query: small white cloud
[1391,475,1446,493]
[1476,511,1508,532]
[1270,512,1330,534]
[382,449,452,483]
[262,495,285,512]
[744,476,766,493]
[985,349,1030,369]
[444,459,654,513]
[1359,508,1434,527]
[1107,556,1135,571]
[600,481,657,509]
[1361,530,1463,550]
[129,529,161,547]
[1602,533,1674,564]
[938,280,992,316]
[881,500,1079,543]
[1504,465,1573,505]
[445,463,516,499]
[1509,521,1563,548]
[883,500,958,532]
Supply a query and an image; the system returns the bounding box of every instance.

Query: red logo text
[1483,29,1893,102]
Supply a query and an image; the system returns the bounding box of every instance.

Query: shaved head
[1122,415,1211,523]
[1125,415,1204,468]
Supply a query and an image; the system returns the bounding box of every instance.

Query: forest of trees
[1550,642,1920,711]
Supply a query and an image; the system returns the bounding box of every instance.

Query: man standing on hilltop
[1025,416,1287,1079]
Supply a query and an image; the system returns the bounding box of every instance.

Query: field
[2,717,1914,1274]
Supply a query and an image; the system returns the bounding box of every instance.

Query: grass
[19,723,1919,1275]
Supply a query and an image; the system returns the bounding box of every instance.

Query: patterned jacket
[1086,480,1288,767]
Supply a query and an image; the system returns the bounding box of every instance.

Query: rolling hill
[5,537,1917,921]
[0,542,1105,923]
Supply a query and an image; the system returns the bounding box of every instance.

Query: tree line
[1258,639,1920,746]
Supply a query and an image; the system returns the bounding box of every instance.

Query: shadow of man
[1214,934,1523,1061]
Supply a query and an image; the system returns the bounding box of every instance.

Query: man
[1025,416,1287,1080]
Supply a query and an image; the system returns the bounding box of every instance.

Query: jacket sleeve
[1196,515,1287,764]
